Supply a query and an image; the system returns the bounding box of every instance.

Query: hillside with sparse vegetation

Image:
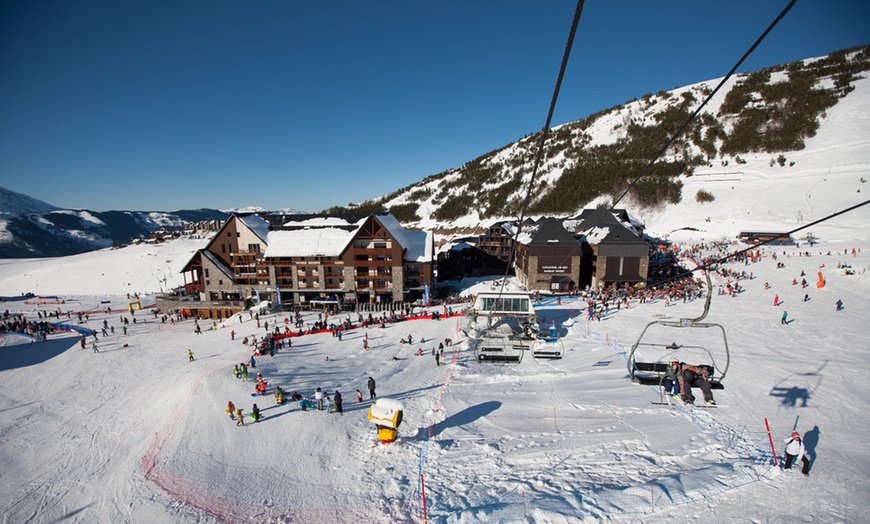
[324,46,870,234]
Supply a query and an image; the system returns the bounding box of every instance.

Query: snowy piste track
[132,306,773,523]
[2,233,869,523]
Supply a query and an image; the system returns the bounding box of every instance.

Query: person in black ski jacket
[333,391,343,413]
[367,376,376,399]
[680,363,715,405]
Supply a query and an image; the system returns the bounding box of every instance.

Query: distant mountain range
[0,186,234,258]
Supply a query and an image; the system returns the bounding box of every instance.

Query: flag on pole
[275,285,283,307]
[424,282,430,307]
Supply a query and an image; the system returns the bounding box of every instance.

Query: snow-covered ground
[1,56,869,524]
[1,227,868,523]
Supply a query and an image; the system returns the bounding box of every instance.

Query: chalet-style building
[477,221,515,263]
[436,237,511,281]
[571,208,649,290]
[512,217,582,293]
[442,209,649,294]
[174,212,433,318]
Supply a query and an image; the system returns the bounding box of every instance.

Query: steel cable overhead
[500,0,804,293]
[498,0,586,296]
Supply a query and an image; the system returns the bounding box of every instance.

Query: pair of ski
[652,394,720,408]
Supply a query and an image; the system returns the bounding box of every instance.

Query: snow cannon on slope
[367,398,404,444]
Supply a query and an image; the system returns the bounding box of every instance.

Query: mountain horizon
[3,46,868,258]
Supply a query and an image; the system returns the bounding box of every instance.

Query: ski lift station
[467,291,563,362]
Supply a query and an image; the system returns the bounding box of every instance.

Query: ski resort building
[172,212,434,318]
[440,209,650,294]
[512,217,583,293]
[571,208,649,290]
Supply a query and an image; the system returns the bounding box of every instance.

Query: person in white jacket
[315,387,324,411]
[783,431,810,476]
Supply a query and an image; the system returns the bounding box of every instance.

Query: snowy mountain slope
[0,186,230,258]
[0,186,58,216]
[361,47,870,239]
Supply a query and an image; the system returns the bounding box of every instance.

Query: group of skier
[662,360,716,406]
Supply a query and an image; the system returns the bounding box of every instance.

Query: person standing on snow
[333,391,343,413]
[367,376,376,399]
[783,431,810,476]
[315,387,324,411]
[356,389,363,403]
[188,349,195,362]
[252,403,261,422]
[781,311,789,325]
[227,401,236,420]
[236,408,245,426]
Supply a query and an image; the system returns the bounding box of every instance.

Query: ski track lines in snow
[1,304,772,523]
[425,327,769,522]
[3,241,870,522]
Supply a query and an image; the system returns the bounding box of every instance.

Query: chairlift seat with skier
[627,271,730,389]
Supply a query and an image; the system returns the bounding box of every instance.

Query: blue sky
[1,1,867,213]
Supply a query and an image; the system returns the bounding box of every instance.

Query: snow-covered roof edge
[374,213,432,263]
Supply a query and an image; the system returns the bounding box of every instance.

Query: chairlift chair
[476,326,525,363]
[627,271,730,390]
[532,320,564,358]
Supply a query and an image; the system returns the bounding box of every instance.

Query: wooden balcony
[353,247,392,257]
